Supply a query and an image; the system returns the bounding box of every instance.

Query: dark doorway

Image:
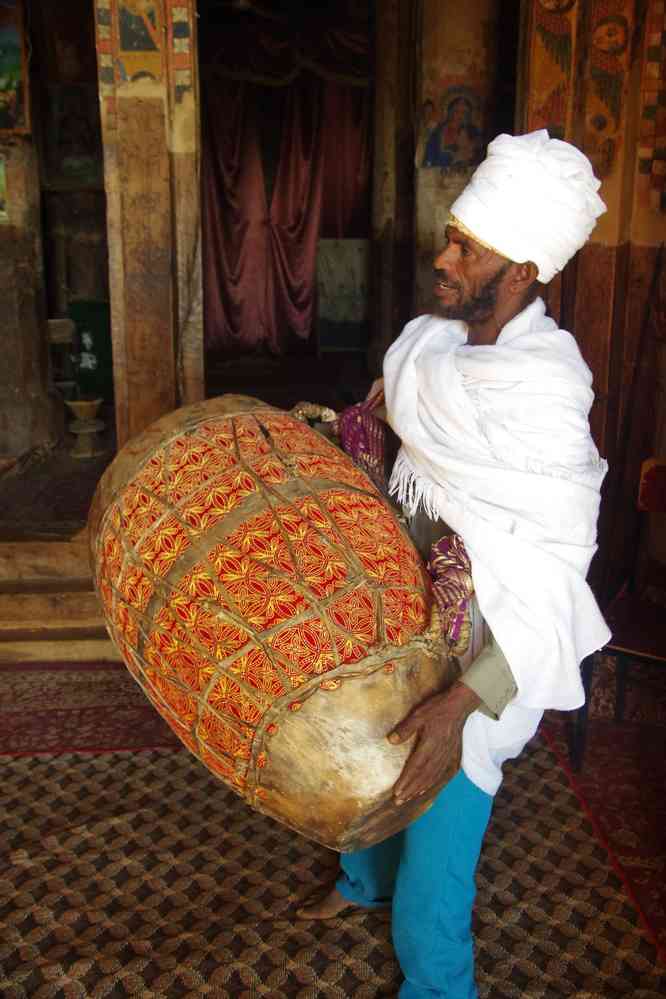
[198,0,375,412]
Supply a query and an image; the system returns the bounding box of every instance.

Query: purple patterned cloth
[335,389,387,492]
[428,533,473,655]
[336,391,474,655]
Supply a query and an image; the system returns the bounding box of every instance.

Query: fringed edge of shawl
[389,450,446,521]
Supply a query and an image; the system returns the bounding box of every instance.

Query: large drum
[89,396,457,851]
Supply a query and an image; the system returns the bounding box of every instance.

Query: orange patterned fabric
[94,408,433,795]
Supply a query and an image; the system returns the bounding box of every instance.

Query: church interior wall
[522,0,665,595]
[0,135,59,458]
[413,0,521,314]
[1,0,662,598]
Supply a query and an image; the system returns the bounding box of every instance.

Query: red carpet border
[0,661,180,755]
[544,718,666,966]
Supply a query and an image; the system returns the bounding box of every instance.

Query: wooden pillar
[93,0,203,449]
[0,140,60,457]
[367,0,417,374]
[168,2,203,407]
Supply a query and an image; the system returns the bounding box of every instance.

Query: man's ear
[508,260,538,294]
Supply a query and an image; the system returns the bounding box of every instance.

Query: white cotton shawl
[384,299,611,712]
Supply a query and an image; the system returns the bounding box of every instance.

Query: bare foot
[296,886,366,920]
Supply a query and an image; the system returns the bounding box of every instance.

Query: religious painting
[583,1,633,181]
[0,0,29,134]
[117,0,163,83]
[421,88,483,172]
[0,155,8,222]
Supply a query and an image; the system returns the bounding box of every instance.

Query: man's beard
[435,261,511,322]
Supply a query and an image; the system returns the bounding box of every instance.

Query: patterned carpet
[1,663,665,997]
[0,662,180,755]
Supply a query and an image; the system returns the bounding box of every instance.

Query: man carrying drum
[298,129,611,999]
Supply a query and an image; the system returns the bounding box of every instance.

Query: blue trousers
[336,770,493,999]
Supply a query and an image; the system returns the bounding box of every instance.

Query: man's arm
[461,634,517,720]
[388,682,481,805]
[388,635,516,804]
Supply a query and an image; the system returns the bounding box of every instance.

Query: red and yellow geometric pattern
[93,405,433,798]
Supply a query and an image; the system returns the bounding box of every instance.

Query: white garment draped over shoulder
[383,299,610,788]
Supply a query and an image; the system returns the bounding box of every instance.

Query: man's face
[433,226,511,323]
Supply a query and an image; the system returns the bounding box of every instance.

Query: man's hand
[387,683,482,805]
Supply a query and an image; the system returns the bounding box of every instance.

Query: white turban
[449,129,606,284]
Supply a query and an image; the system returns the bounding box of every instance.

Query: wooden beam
[0,540,92,587]
[0,531,117,663]
[117,96,176,441]
[0,638,121,664]
[0,592,105,638]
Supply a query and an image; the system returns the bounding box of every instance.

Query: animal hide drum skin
[89,395,458,851]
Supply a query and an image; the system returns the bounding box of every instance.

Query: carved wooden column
[93,0,202,448]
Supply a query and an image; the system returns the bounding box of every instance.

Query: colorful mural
[95,3,193,105]
[117,1,163,83]
[638,0,666,213]
[0,0,28,133]
[168,3,193,104]
[421,87,483,171]
[526,0,578,138]
[583,0,633,180]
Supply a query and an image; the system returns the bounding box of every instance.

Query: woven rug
[1,665,665,997]
[1,743,665,998]
[0,662,180,755]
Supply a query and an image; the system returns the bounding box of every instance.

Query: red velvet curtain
[320,83,371,240]
[266,78,325,347]
[202,81,270,354]
[202,74,370,356]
